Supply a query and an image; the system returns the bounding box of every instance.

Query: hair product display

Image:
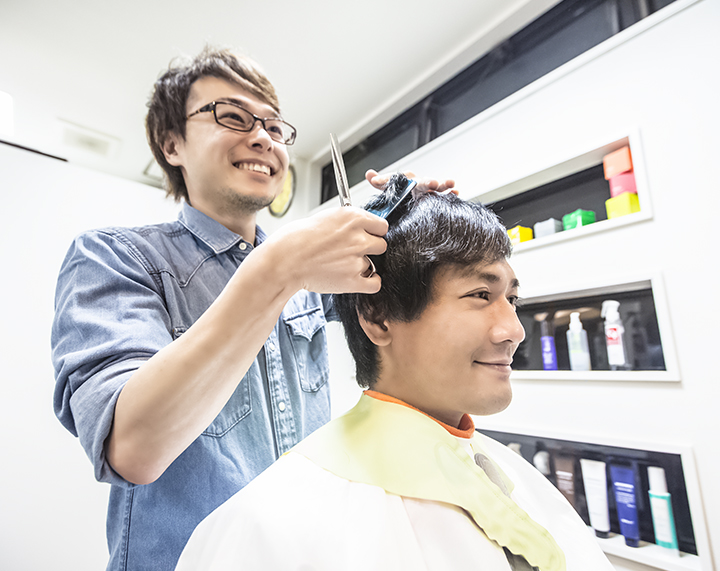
[507,224,533,245]
[601,300,629,370]
[540,319,558,371]
[533,217,563,239]
[562,208,596,230]
[580,459,611,538]
[566,312,591,371]
[610,464,641,547]
[553,454,577,508]
[479,428,699,558]
[648,466,680,555]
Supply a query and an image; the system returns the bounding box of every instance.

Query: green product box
[562,209,596,230]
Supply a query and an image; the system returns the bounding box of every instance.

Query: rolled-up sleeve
[51,230,173,485]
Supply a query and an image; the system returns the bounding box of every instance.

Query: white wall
[0,145,183,570]
[0,141,319,570]
[320,1,720,569]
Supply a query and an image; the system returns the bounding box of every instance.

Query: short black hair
[333,175,512,389]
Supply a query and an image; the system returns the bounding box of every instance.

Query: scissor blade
[330,133,352,207]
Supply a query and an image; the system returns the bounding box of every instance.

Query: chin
[472,390,513,416]
[220,187,276,213]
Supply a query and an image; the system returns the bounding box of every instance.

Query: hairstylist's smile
[233,160,275,176]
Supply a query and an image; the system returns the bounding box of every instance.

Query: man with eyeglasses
[51,46,455,571]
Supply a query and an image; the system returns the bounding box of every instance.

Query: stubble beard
[217,185,276,215]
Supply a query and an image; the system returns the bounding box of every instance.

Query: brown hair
[145,46,280,202]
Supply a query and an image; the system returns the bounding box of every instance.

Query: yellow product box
[507,225,533,245]
[606,192,640,219]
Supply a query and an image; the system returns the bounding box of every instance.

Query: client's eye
[467,291,490,300]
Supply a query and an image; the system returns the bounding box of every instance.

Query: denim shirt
[52,203,334,571]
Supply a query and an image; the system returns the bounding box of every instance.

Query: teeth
[235,162,272,176]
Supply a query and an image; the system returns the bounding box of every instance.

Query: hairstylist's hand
[365,169,458,196]
[264,206,388,295]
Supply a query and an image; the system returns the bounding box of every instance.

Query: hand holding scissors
[330,133,388,278]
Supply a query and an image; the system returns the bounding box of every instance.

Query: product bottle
[533,449,553,483]
[601,300,629,370]
[648,466,680,555]
[553,454,577,508]
[580,459,611,538]
[566,312,591,371]
[610,463,641,547]
[540,319,558,371]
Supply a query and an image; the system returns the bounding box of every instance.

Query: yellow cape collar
[291,392,566,571]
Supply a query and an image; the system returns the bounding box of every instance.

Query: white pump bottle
[566,312,591,371]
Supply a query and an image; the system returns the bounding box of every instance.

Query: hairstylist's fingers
[413,177,457,195]
[361,209,390,239]
[366,169,417,190]
[366,169,457,196]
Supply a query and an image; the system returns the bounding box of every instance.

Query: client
[175,176,613,571]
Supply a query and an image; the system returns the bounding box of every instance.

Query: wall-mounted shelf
[511,275,680,382]
[511,210,650,254]
[475,428,713,571]
[470,131,652,255]
[511,369,677,383]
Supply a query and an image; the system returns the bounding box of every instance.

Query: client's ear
[358,310,392,347]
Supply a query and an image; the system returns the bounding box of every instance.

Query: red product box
[608,171,637,197]
[603,146,633,179]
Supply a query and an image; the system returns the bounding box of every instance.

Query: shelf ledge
[510,370,680,383]
[511,210,652,255]
[596,531,701,571]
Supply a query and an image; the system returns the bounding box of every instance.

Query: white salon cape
[176,392,613,571]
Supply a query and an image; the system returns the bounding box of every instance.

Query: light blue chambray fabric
[52,202,334,571]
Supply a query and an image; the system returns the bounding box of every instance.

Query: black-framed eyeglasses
[186,101,297,145]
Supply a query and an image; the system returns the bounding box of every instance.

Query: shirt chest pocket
[283,307,330,393]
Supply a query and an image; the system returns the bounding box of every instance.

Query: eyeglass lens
[214,103,295,144]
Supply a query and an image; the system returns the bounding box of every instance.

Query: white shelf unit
[468,131,713,570]
[509,273,681,383]
[473,426,712,571]
[471,130,652,253]
[468,131,680,384]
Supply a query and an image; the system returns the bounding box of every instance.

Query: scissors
[329,133,417,218]
[330,133,352,207]
[330,133,384,278]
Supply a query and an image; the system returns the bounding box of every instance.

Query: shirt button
[278,401,286,412]
[238,242,247,251]
[268,342,276,352]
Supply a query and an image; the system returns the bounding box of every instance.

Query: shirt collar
[178,202,267,254]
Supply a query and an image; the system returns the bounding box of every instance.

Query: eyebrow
[474,271,520,290]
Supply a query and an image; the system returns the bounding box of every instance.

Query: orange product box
[606,192,640,219]
[507,225,533,245]
[609,171,637,197]
[603,146,633,180]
